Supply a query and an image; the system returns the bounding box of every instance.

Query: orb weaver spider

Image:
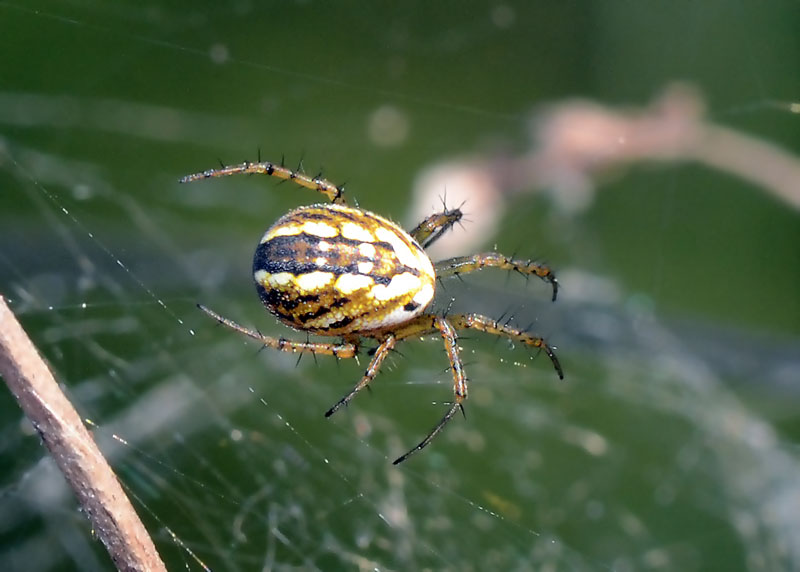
[181,159,563,464]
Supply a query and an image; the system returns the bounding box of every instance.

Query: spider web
[1,1,799,570]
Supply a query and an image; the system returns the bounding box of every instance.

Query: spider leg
[388,312,562,379]
[409,206,464,249]
[198,304,357,358]
[325,334,396,417]
[393,316,467,464]
[435,252,559,301]
[448,312,563,379]
[180,159,347,204]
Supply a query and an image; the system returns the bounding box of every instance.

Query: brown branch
[0,295,167,572]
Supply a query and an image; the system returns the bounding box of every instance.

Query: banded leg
[436,252,559,302]
[394,316,467,465]
[448,313,563,379]
[409,205,464,249]
[388,312,562,379]
[199,304,357,358]
[180,159,347,204]
[325,335,396,417]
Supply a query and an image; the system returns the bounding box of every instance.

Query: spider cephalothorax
[181,159,562,464]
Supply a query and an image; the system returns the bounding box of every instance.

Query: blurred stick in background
[410,84,800,256]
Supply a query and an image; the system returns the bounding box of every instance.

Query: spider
[181,159,563,464]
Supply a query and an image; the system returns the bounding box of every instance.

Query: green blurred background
[1,1,798,570]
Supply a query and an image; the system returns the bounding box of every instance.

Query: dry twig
[0,295,166,572]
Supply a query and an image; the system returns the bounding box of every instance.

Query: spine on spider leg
[179,159,347,204]
[435,252,559,301]
[325,336,396,418]
[392,316,469,464]
[437,317,468,402]
[410,207,464,249]
[197,303,356,358]
[480,252,559,301]
[448,313,564,379]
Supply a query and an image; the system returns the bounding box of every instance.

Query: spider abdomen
[253,204,436,336]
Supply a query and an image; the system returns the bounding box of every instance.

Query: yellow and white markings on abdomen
[253,204,436,335]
